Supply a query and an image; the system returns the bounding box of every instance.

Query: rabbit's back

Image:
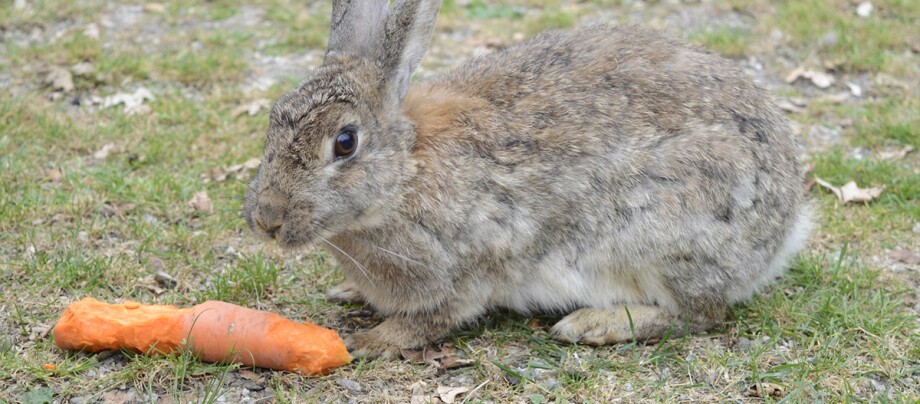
[399,25,806,312]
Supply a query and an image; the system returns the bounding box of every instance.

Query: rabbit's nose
[252,203,284,238]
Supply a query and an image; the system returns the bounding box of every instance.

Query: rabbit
[243,0,812,358]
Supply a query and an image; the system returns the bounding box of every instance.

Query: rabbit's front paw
[345,316,452,359]
[326,281,365,304]
[344,329,402,359]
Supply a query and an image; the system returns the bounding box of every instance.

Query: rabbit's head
[244,0,442,247]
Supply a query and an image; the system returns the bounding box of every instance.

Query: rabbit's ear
[376,0,443,107]
[325,0,389,61]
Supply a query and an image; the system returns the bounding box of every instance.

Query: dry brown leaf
[211,158,261,182]
[878,145,914,160]
[101,202,136,219]
[747,382,785,399]
[94,143,116,160]
[101,391,130,404]
[527,318,545,330]
[436,386,470,404]
[785,67,835,88]
[143,2,165,13]
[401,345,453,364]
[187,191,213,213]
[815,177,883,204]
[888,250,920,265]
[401,344,474,371]
[239,369,264,382]
[839,181,884,203]
[439,355,475,370]
[776,99,805,113]
[102,88,154,115]
[44,168,64,182]
[46,66,74,92]
[409,381,432,404]
[232,99,271,117]
[242,158,261,170]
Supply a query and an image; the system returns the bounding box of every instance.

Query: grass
[690,26,752,58]
[0,0,917,402]
[771,0,918,71]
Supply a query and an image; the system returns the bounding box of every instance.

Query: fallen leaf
[888,250,920,265]
[232,99,271,117]
[401,345,452,364]
[527,318,545,330]
[44,168,64,182]
[439,355,476,370]
[839,181,884,203]
[878,145,914,160]
[94,143,116,160]
[401,344,475,371]
[776,98,805,114]
[100,202,135,219]
[210,158,261,182]
[437,386,470,404]
[187,191,213,213]
[102,88,155,115]
[143,2,165,13]
[101,391,129,404]
[785,67,835,88]
[154,271,177,289]
[409,381,431,404]
[815,177,884,204]
[243,158,261,170]
[747,382,785,399]
[46,66,74,92]
[239,369,263,382]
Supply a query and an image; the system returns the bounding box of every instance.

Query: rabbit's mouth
[269,218,339,251]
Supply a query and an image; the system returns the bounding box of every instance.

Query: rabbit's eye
[334,129,357,158]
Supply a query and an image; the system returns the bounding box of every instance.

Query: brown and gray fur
[243,0,812,358]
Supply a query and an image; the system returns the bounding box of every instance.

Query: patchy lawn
[1,0,917,402]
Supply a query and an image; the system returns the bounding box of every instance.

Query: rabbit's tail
[728,204,814,304]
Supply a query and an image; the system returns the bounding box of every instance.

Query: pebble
[336,378,363,393]
[912,222,920,234]
[856,2,873,18]
[154,271,177,289]
[70,395,92,404]
[143,214,159,225]
[734,337,755,351]
[869,378,886,392]
[242,381,264,391]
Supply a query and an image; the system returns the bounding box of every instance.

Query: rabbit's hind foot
[550,304,723,345]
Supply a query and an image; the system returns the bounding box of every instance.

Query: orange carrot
[52,298,351,375]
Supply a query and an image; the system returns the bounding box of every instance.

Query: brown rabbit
[243,0,811,358]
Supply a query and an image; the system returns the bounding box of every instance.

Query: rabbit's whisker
[320,236,372,282]
[338,231,435,272]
